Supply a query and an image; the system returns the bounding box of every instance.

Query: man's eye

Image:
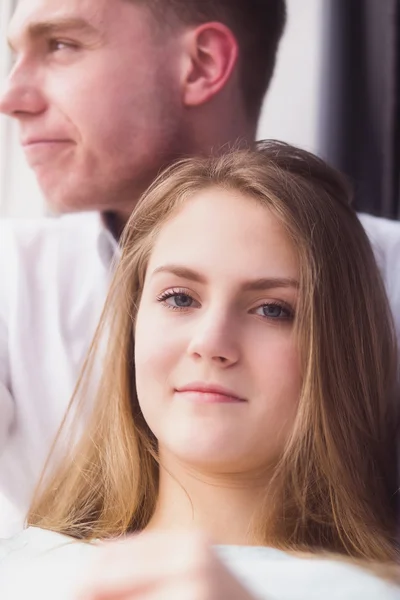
[48,39,77,52]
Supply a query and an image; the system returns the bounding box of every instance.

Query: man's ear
[181,23,239,107]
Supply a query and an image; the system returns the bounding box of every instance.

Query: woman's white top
[0,527,399,600]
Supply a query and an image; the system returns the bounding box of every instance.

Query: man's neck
[102,211,130,241]
[101,119,258,242]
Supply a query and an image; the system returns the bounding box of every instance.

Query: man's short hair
[144,0,287,121]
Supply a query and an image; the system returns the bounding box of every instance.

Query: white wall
[258,0,324,152]
[0,0,324,218]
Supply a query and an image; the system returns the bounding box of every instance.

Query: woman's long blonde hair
[28,141,399,562]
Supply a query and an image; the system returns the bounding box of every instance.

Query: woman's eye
[255,303,293,320]
[157,290,200,310]
[167,294,193,308]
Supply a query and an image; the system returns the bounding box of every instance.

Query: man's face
[0,0,186,215]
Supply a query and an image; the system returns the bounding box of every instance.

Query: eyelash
[156,288,195,312]
[156,288,295,321]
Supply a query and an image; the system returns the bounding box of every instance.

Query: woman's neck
[146,458,270,546]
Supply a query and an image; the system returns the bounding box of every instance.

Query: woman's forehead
[146,187,299,286]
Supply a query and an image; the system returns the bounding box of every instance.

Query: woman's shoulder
[0,526,94,562]
[1,531,398,600]
[0,527,98,599]
[216,545,400,600]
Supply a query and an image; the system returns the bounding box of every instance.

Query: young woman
[1,141,399,599]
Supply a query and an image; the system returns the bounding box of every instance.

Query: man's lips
[21,139,74,166]
[175,383,247,404]
[22,138,72,147]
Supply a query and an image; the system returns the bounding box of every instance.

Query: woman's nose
[186,310,240,367]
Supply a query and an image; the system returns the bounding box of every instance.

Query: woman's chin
[160,428,259,473]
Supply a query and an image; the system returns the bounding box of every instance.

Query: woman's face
[135,187,302,475]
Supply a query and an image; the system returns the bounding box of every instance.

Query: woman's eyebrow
[241,277,299,291]
[152,265,206,284]
[151,265,299,290]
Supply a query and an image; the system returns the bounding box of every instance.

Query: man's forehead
[8,0,146,49]
[10,0,118,37]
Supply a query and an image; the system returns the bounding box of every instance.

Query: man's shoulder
[358,213,400,278]
[358,213,400,343]
[358,213,400,250]
[0,211,103,248]
[0,212,110,315]
[0,211,108,276]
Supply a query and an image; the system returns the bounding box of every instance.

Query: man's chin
[44,194,99,215]
[36,173,134,217]
[37,179,102,214]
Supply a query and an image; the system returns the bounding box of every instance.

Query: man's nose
[0,63,46,118]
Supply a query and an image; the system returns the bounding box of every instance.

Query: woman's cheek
[255,339,301,421]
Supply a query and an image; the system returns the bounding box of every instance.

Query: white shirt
[0,213,116,536]
[360,213,400,349]
[0,212,399,538]
[0,527,398,600]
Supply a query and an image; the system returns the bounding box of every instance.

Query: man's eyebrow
[8,18,100,51]
[152,265,299,290]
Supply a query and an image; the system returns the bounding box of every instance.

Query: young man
[0,0,398,538]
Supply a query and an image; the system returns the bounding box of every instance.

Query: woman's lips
[175,383,246,404]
